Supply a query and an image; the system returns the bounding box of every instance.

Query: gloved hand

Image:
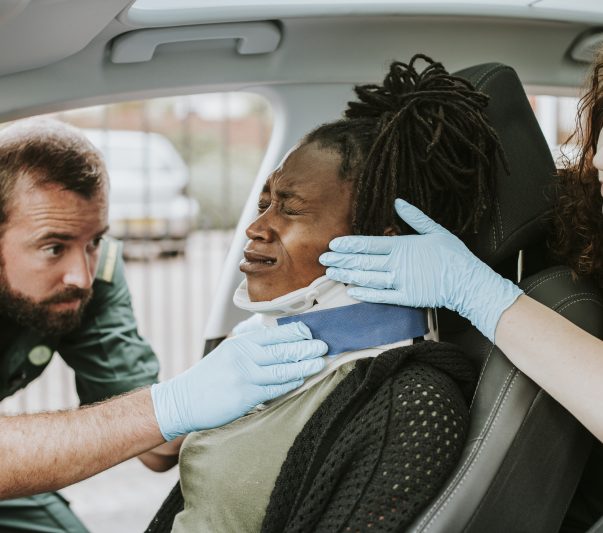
[231,313,264,336]
[151,322,327,441]
[319,198,523,343]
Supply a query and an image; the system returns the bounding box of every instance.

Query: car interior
[144,57,603,533]
[2,1,603,531]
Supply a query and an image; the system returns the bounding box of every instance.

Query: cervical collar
[233,276,347,315]
[234,276,429,354]
[233,276,432,404]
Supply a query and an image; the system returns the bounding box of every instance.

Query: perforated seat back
[408,63,603,533]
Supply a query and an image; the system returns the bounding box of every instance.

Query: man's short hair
[0,118,108,228]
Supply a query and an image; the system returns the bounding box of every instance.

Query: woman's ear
[383,225,401,236]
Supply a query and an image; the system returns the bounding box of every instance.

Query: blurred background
[0,90,580,531]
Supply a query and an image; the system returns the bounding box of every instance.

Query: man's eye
[43,245,64,257]
[88,237,103,252]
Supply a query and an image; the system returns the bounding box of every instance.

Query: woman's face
[240,142,354,302]
[594,126,603,197]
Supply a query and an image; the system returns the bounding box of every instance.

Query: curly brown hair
[551,50,603,287]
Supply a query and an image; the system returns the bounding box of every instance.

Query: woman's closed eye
[281,204,304,216]
[257,198,305,216]
[257,199,271,214]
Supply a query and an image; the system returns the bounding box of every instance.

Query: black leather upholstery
[587,514,603,533]
[408,63,603,533]
[457,63,556,269]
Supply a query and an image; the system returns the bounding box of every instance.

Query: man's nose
[62,250,94,289]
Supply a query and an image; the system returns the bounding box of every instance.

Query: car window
[529,93,581,165]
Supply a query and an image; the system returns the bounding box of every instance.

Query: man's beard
[0,266,93,337]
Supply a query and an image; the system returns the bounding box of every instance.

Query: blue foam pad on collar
[277,302,427,356]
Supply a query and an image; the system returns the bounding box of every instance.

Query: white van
[83,128,200,253]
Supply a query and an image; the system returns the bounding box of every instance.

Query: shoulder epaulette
[95,237,121,283]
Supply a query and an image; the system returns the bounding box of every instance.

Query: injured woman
[148,54,506,532]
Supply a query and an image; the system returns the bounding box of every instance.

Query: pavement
[61,459,180,533]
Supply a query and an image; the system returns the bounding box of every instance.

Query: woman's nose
[246,211,274,241]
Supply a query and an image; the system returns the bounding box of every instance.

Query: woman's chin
[248,287,285,303]
[246,279,296,303]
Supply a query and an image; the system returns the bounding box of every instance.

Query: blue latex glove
[319,199,523,343]
[151,322,327,441]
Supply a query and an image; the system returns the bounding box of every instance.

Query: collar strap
[277,302,428,356]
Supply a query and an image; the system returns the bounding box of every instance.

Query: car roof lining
[0,14,591,121]
[122,0,603,27]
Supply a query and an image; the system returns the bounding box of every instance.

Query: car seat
[407,62,603,533]
[146,62,603,533]
[587,515,603,533]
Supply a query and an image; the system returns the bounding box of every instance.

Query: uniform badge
[28,345,53,366]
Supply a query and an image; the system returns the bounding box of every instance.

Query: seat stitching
[419,371,520,531]
[495,198,503,241]
[472,65,510,88]
[548,293,600,311]
[416,367,518,530]
[470,66,510,256]
[469,344,495,408]
[522,271,568,293]
[522,271,569,294]
[558,297,603,313]
[422,346,508,505]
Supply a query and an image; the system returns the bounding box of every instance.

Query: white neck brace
[233,275,355,317]
[233,276,434,407]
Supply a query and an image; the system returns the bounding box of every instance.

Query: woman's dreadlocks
[303,54,508,236]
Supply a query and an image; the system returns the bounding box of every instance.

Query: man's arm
[0,322,327,499]
[0,388,162,499]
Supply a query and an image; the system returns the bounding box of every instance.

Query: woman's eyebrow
[276,189,304,201]
[264,180,305,201]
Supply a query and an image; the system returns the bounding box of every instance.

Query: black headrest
[453,63,556,268]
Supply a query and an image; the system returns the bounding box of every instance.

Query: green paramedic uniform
[0,238,160,533]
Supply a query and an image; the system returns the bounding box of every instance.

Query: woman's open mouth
[240,250,278,273]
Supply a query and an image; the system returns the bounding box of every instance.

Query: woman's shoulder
[356,340,477,405]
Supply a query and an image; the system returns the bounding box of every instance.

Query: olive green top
[0,238,159,405]
[172,362,356,533]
